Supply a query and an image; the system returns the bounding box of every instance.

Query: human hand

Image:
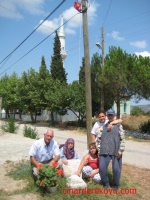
[116,152,122,159]
[49,160,58,167]
[107,124,113,131]
[89,171,95,178]
[62,160,68,165]
[76,171,80,177]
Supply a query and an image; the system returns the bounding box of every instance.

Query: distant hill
[131,104,150,113]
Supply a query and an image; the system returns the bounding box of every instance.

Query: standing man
[29,129,60,178]
[97,109,125,189]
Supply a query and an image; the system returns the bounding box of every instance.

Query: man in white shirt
[29,129,60,179]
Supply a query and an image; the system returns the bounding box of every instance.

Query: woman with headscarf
[59,138,80,167]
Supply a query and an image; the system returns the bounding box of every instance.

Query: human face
[44,130,54,145]
[67,143,74,149]
[89,146,97,155]
[98,113,106,123]
[107,114,115,122]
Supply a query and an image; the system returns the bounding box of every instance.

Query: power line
[0,3,56,30]
[0,0,67,65]
[0,13,80,76]
[102,0,112,25]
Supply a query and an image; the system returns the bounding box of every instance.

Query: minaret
[58,15,67,67]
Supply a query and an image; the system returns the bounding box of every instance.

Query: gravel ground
[0,122,150,169]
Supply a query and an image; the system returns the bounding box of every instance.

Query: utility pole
[101,26,104,110]
[82,0,92,148]
[96,26,105,110]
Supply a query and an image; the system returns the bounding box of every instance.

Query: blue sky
[0,0,150,105]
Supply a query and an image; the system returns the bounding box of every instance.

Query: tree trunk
[116,99,120,119]
[19,109,22,121]
[30,110,34,123]
[51,111,55,125]
[35,113,37,122]
[6,109,9,119]
[14,110,16,120]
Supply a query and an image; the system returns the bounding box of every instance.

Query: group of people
[29,108,125,190]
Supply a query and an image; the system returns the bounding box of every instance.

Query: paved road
[0,123,150,169]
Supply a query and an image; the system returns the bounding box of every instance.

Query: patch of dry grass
[122,115,150,131]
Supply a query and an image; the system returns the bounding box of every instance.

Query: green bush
[139,120,150,134]
[131,106,144,116]
[145,111,150,116]
[1,117,19,133]
[23,125,39,139]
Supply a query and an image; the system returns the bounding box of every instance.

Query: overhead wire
[0,12,81,76]
[102,0,112,25]
[0,3,56,30]
[0,0,67,65]
[0,2,149,76]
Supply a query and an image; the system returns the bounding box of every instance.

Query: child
[76,143,101,183]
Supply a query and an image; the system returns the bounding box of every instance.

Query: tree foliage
[50,31,67,83]
[130,106,144,116]
[104,46,136,118]
[68,81,86,121]
[38,56,50,109]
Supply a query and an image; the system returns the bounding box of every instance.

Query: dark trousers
[99,155,122,187]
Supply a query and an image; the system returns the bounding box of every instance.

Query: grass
[0,191,8,200]
[4,161,140,200]
[121,115,150,131]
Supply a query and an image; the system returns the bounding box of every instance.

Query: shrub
[139,120,150,134]
[23,125,39,139]
[145,111,150,116]
[131,106,144,116]
[1,117,19,133]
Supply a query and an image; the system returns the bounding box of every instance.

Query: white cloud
[0,0,44,19]
[87,1,100,25]
[37,1,100,36]
[130,40,147,49]
[107,31,124,41]
[135,51,150,57]
[37,19,59,35]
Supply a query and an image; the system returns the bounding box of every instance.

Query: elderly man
[97,109,125,190]
[29,129,60,179]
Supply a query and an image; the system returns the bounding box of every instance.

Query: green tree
[90,53,101,116]
[104,46,135,118]
[68,81,86,121]
[19,69,40,122]
[50,31,67,83]
[90,52,114,116]
[79,57,85,85]
[131,106,144,116]
[0,73,19,118]
[38,56,50,110]
[45,79,70,124]
[132,55,150,100]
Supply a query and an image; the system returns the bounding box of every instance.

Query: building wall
[113,100,130,117]
[0,109,78,122]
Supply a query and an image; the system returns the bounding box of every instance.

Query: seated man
[29,129,60,180]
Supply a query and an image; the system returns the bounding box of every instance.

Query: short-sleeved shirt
[91,120,108,140]
[29,138,60,163]
[59,147,80,160]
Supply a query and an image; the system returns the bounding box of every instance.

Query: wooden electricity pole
[82,0,92,148]
[101,26,105,110]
